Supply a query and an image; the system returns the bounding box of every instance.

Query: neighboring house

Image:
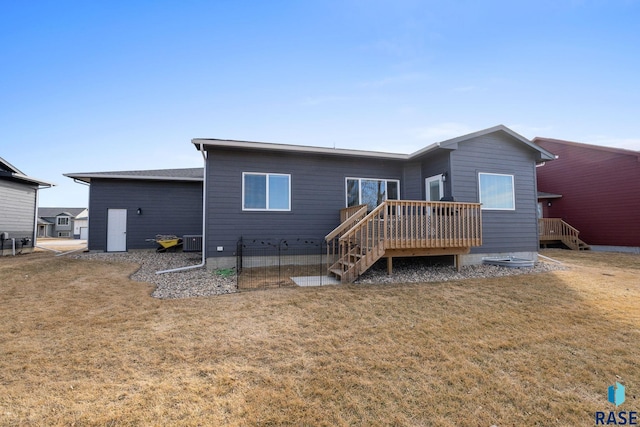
[534,137,640,252]
[74,208,89,239]
[194,125,555,281]
[0,156,54,255]
[37,208,88,239]
[63,168,203,251]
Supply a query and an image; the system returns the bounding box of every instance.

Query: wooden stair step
[329,268,344,278]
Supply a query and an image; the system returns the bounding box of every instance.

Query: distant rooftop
[38,208,87,218]
[533,137,640,158]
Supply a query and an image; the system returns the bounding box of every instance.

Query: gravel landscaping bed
[74,251,566,299]
[355,257,566,285]
[74,251,237,299]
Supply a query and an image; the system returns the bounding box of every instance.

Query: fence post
[236,237,243,288]
[320,238,325,285]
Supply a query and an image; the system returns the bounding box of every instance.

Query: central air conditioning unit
[183,235,203,252]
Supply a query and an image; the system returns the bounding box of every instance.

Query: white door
[107,209,127,252]
[425,175,444,201]
[79,227,88,240]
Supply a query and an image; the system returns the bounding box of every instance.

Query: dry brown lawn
[1,249,638,426]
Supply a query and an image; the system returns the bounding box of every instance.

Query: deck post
[455,254,462,272]
[387,256,393,275]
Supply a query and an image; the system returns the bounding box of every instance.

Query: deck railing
[326,200,482,283]
[383,200,483,249]
[538,218,582,250]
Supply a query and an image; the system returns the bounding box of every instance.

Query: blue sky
[2,0,639,207]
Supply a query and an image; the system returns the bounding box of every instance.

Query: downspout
[33,186,39,248]
[33,182,53,247]
[156,143,207,274]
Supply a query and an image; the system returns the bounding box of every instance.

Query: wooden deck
[325,200,483,283]
[539,218,590,251]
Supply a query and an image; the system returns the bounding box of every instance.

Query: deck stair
[325,200,483,283]
[539,218,591,251]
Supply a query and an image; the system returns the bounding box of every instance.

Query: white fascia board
[192,138,410,160]
[192,124,558,162]
[12,173,55,188]
[63,173,203,182]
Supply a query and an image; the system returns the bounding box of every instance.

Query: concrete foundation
[590,245,640,254]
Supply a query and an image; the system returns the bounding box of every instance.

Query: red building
[534,137,640,251]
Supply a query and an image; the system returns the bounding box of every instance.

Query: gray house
[65,125,555,283]
[1,156,54,255]
[194,125,555,281]
[37,208,88,239]
[64,168,203,251]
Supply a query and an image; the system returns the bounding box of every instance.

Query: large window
[243,172,291,211]
[346,178,399,211]
[57,216,70,226]
[478,173,515,210]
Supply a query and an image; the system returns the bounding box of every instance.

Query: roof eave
[192,138,410,160]
[64,173,203,183]
[533,137,640,159]
[9,173,55,188]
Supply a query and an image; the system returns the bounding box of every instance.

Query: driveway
[36,238,87,251]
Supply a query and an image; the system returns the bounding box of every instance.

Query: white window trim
[425,175,444,201]
[345,177,401,207]
[242,172,291,211]
[57,216,70,226]
[478,172,516,211]
[57,231,71,237]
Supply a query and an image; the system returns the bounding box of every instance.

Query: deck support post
[455,254,462,272]
[387,256,393,275]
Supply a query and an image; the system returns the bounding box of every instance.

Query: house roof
[38,207,87,218]
[75,208,89,220]
[193,125,556,163]
[0,156,55,187]
[192,137,409,160]
[533,137,640,160]
[64,168,204,184]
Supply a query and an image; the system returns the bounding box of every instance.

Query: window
[57,231,70,237]
[243,173,291,211]
[346,178,400,211]
[478,173,515,210]
[57,217,70,226]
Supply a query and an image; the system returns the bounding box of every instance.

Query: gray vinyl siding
[0,180,37,242]
[88,179,202,251]
[450,132,540,253]
[205,149,405,258]
[401,163,422,200]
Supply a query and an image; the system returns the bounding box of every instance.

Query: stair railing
[325,204,368,272]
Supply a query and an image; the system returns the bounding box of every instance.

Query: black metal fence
[236,237,330,290]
